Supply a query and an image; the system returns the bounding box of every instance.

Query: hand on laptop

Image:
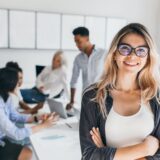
[66,102,74,110]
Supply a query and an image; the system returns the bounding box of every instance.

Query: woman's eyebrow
[119,42,148,48]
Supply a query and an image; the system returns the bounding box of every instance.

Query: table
[30,116,81,160]
[29,99,81,160]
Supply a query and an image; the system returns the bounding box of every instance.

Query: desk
[30,116,81,160]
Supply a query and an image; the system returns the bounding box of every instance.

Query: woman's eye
[119,45,130,50]
[122,47,129,50]
[137,48,145,52]
[120,47,130,52]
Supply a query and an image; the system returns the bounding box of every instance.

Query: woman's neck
[115,71,139,92]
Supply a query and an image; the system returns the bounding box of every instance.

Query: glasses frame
[117,43,149,58]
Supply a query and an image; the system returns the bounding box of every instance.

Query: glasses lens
[135,47,148,57]
[118,44,131,56]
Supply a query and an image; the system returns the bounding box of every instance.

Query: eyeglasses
[117,43,149,58]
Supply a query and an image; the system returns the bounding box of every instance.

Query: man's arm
[66,57,80,110]
[66,88,76,110]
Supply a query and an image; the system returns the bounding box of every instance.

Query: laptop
[47,98,80,119]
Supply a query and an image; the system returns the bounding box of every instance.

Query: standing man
[66,27,106,110]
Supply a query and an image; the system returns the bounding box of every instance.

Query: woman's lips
[123,61,139,67]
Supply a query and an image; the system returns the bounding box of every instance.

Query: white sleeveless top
[105,102,154,148]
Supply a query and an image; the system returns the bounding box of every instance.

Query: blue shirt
[70,46,106,90]
[0,96,32,145]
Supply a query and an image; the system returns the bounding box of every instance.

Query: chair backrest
[35,65,45,77]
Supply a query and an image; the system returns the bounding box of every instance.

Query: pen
[65,123,72,128]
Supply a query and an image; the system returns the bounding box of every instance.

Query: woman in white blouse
[80,23,160,160]
[36,50,69,98]
[21,50,69,103]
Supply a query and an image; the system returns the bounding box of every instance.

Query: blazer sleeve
[146,99,160,160]
[146,121,160,159]
[79,90,117,160]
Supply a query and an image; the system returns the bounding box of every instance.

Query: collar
[81,44,96,56]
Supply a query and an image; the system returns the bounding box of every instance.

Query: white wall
[156,4,160,52]
[0,0,159,38]
[0,0,160,103]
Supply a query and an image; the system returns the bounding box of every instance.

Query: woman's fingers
[53,115,59,122]
[47,114,59,123]
[90,127,104,148]
[92,136,101,148]
[90,131,101,147]
[91,127,102,142]
[94,127,101,138]
[50,112,56,117]
[42,114,49,121]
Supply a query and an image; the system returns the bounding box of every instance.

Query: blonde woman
[35,50,69,98]
[21,50,69,103]
[80,23,160,160]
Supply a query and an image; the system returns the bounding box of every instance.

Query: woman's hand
[37,113,50,121]
[31,112,59,133]
[42,112,59,129]
[38,112,57,121]
[136,135,159,160]
[90,127,105,148]
[143,135,159,156]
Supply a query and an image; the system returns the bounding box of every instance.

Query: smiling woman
[79,23,160,160]
[114,33,149,74]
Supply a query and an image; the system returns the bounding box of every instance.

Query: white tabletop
[30,116,81,160]
[29,99,81,160]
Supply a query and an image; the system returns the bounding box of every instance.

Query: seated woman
[80,23,160,160]
[0,67,59,160]
[21,50,70,103]
[6,61,43,114]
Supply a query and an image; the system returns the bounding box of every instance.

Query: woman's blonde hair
[85,23,160,118]
[53,50,67,67]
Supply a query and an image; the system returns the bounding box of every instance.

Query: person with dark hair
[6,61,43,114]
[6,61,23,72]
[0,67,59,160]
[72,27,89,36]
[66,26,106,110]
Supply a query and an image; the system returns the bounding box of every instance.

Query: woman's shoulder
[83,84,98,98]
[81,85,99,114]
[81,84,99,111]
[0,96,12,109]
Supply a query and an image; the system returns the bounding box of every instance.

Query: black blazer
[79,88,160,160]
